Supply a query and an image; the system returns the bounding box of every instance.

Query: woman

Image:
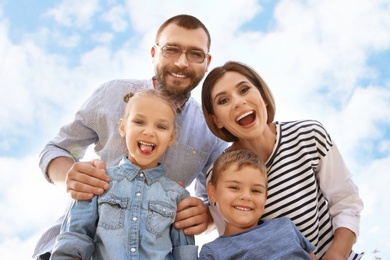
[201,61,363,259]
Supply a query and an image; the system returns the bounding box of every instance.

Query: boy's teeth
[235,206,250,211]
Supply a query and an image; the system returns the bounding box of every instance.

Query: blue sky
[1,0,389,258]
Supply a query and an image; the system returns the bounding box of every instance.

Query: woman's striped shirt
[207,120,363,258]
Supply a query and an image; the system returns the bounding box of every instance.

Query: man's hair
[210,149,267,188]
[155,14,211,51]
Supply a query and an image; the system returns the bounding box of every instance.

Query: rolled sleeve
[51,198,99,259]
[51,232,95,260]
[170,225,198,259]
[317,143,364,238]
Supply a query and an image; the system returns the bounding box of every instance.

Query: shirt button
[136,192,141,197]
[133,217,137,221]
[192,150,196,155]
[140,173,144,177]
[131,248,136,253]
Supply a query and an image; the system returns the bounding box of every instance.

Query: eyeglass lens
[161,46,206,63]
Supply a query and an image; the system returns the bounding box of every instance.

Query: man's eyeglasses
[154,44,208,64]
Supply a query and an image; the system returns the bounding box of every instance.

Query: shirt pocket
[146,201,176,237]
[98,195,127,230]
[160,142,209,186]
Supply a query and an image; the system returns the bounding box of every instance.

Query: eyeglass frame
[154,44,209,64]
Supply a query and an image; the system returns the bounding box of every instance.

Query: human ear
[207,182,216,204]
[205,54,212,71]
[168,130,177,147]
[210,114,224,129]
[151,45,156,58]
[118,118,126,138]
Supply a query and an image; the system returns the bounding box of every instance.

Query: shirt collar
[119,156,165,185]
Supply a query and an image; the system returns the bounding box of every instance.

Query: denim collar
[118,156,165,185]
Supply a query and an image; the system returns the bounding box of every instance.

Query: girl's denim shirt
[52,156,198,260]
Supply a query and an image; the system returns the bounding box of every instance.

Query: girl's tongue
[139,143,154,154]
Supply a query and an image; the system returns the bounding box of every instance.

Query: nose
[234,95,246,109]
[143,125,155,136]
[240,190,252,201]
[174,51,189,68]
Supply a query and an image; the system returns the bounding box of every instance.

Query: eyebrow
[224,180,266,189]
[213,80,249,103]
[132,113,173,124]
[163,42,205,52]
[157,119,173,125]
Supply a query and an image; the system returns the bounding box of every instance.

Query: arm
[321,228,355,260]
[310,252,318,260]
[170,190,199,260]
[51,197,99,259]
[39,84,112,199]
[175,140,227,235]
[316,138,363,256]
[170,223,199,260]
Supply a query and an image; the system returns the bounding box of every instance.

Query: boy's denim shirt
[51,156,198,260]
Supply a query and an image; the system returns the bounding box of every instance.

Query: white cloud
[1,0,390,258]
[354,155,390,256]
[91,31,114,44]
[45,0,100,29]
[0,156,69,259]
[101,4,128,32]
[0,29,79,142]
[244,0,390,118]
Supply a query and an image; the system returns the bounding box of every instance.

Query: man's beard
[155,68,203,110]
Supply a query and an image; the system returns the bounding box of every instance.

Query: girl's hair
[202,61,276,142]
[210,149,267,189]
[122,89,177,123]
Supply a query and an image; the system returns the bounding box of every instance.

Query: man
[34,14,227,259]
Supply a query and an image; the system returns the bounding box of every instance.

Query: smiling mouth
[138,141,156,154]
[170,72,187,78]
[236,111,256,126]
[234,206,252,211]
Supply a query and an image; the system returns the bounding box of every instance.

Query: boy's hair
[210,149,267,188]
[122,89,177,125]
[155,14,211,51]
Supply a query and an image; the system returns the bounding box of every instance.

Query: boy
[199,149,317,260]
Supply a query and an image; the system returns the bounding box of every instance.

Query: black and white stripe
[262,120,334,257]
